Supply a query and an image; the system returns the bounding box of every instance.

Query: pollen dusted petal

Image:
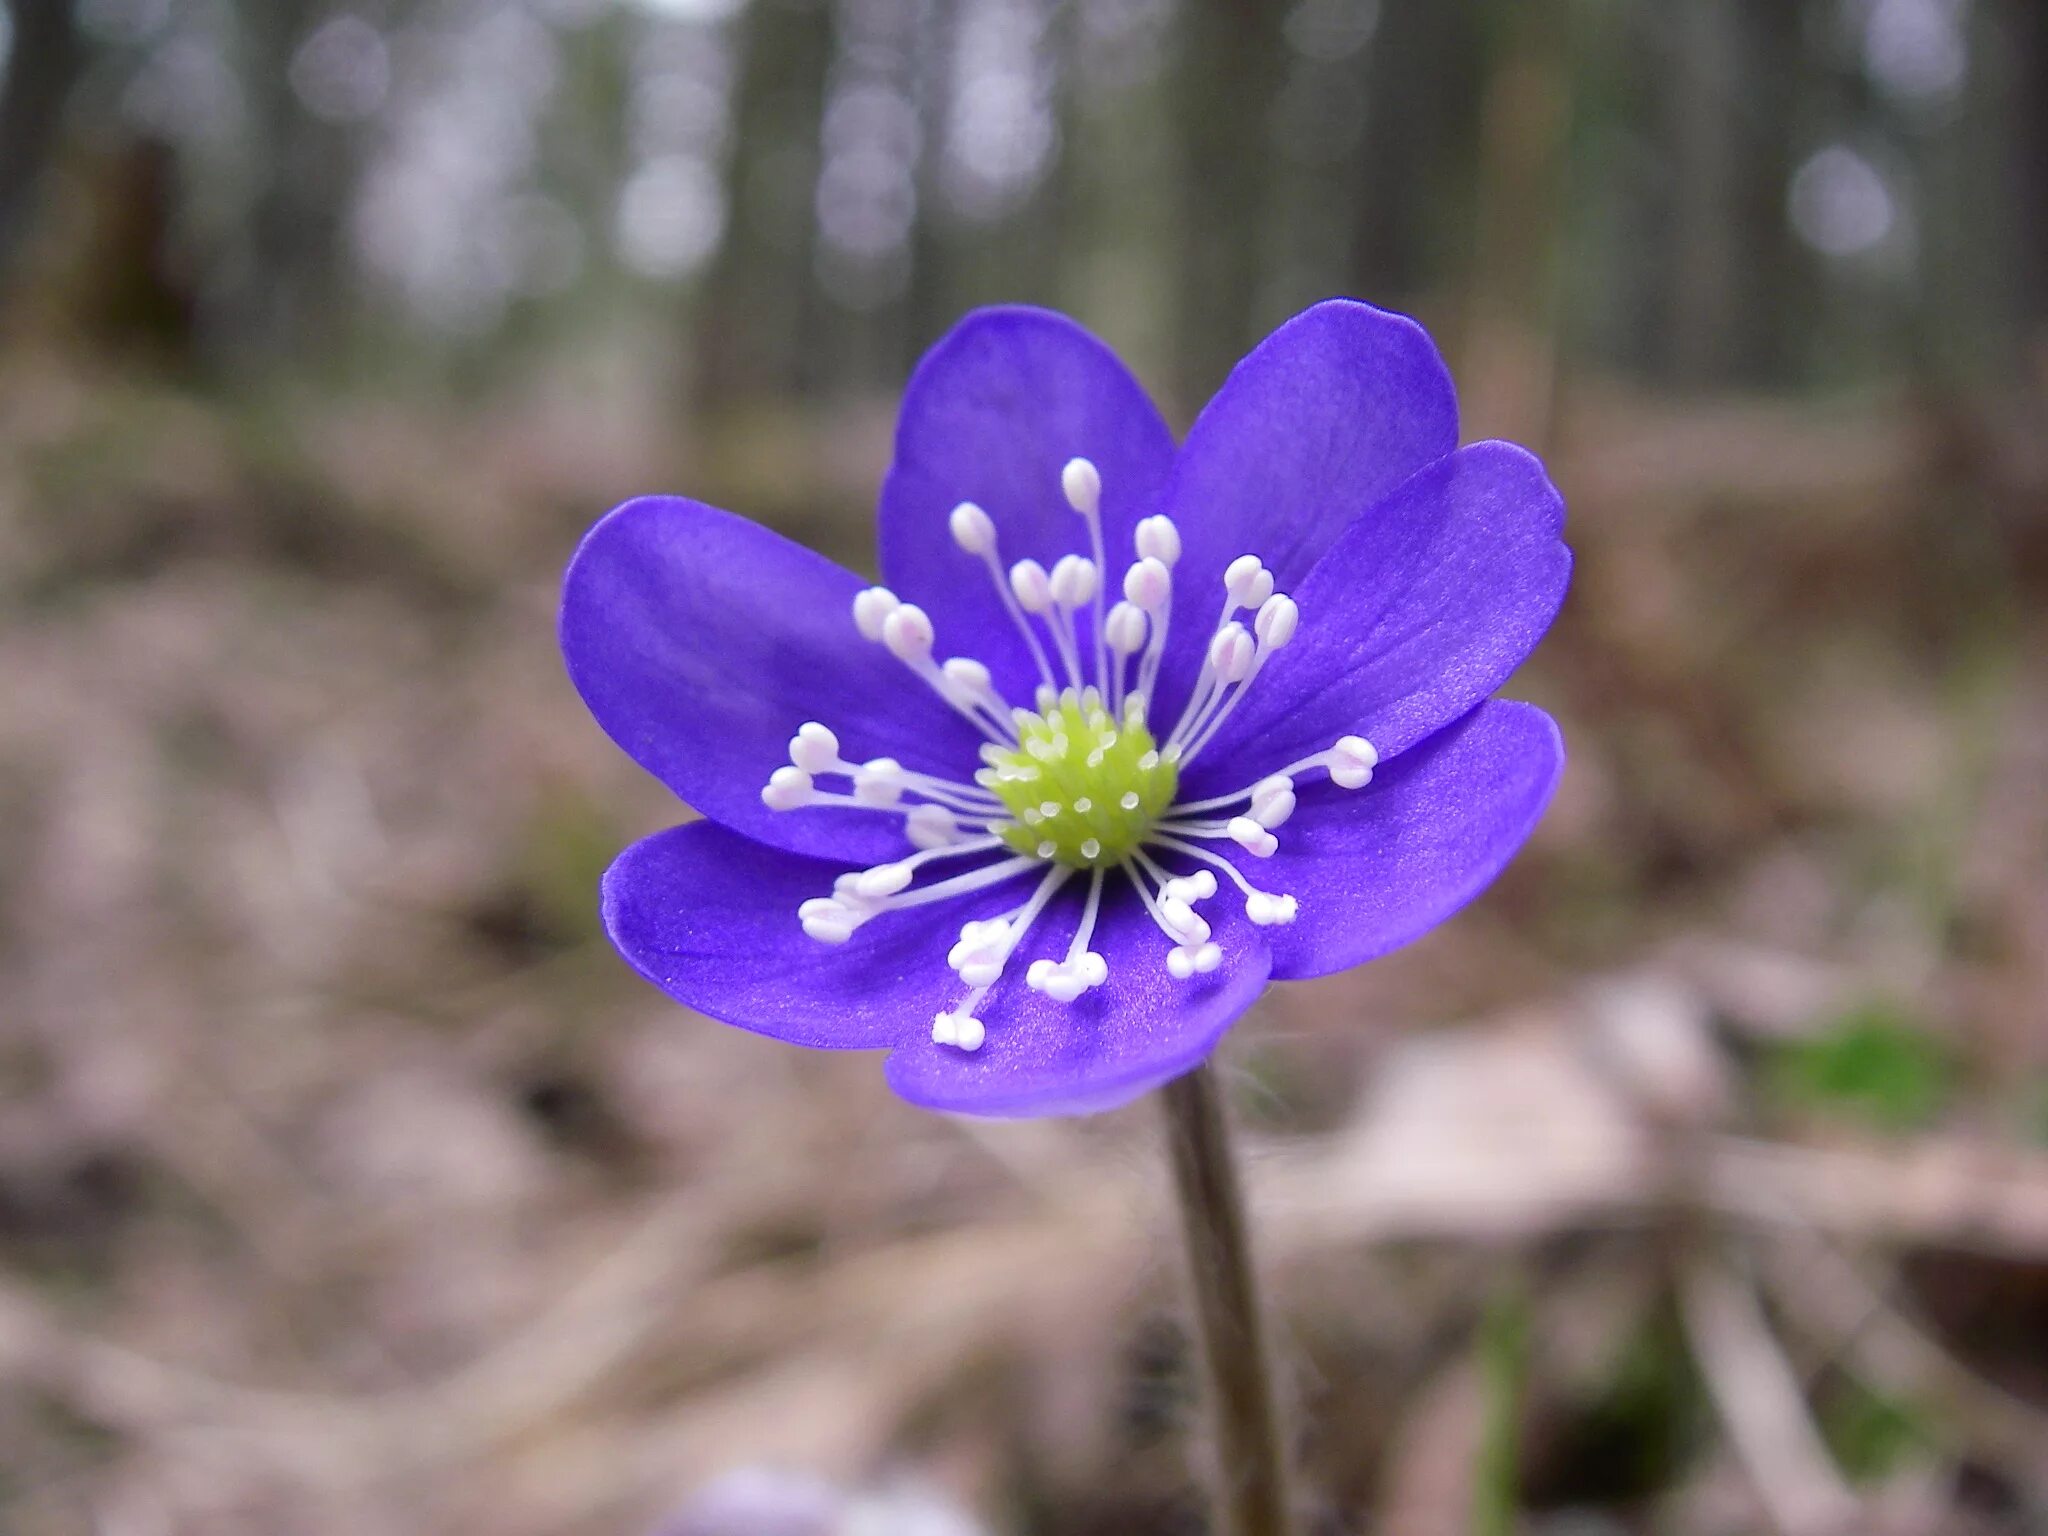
[562,497,983,864]
[1151,299,1459,725]
[884,878,1271,1118]
[1179,442,1569,795]
[1245,701,1564,981]
[603,821,1042,1050]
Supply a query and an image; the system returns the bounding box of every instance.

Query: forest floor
[3,340,2047,1536]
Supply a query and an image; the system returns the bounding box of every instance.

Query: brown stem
[1159,1062,1295,1536]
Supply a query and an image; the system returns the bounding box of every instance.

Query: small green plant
[1765,1002,1950,1133]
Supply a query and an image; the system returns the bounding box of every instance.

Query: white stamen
[1105,601,1147,655]
[942,655,991,693]
[1331,734,1379,788]
[1009,559,1054,613]
[931,1009,986,1051]
[1062,458,1112,694]
[1135,514,1181,566]
[1159,895,1211,944]
[953,508,1057,692]
[852,586,899,642]
[1248,788,1295,830]
[1173,584,1300,765]
[800,901,856,944]
[905,803,963,848]
[1030,866,1109,1002]
[1223,555,1268,609]
[789,722,839,774]
[1208,622,1256,682]
[1253,593,1299,650]
[881,603,935,662]
[1049,553,1100,608]
[1226,815,1278,857]
[1123,556,1171,612]
[953,866,1069,986]
[1245,892,1299,926]
[852,757,907,806]
[762,765,814,810]
[1061,457,1102,517]
[1253,773,1293,804]
[1150,834,1298,928]
[855,862,915,898]
[949,501,997,556]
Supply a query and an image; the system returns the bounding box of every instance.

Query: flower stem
[1159,1062,1294,1536]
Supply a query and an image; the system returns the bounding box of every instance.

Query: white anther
[853,758,905,806]
[1135,514,1182,566]
[1119,791,1140,811]
[1160,896,1212,944]
[852,586,900,642]
[1080,837,1102,861]
[948,501,996,556]
[854,862,914,899]
[1249,789,1295,830]
[1192,942,1222,973]
[1227,816,1279,857]
[1223,555,1268,608]
[1331,734,1380,789]
[1253,773,1293,804]
[1009,558,1054,613]
[1245,891,1298,926]
[905,804,962,849]
[1164,870,1217,904]
[949,924,1008,970]
[881,603,935,661]
[1208,622,1256,683]
[762,765,815,810]
[1105,601,1148,656]
[1061,457,1102,517]
[789,722,839,774]
[1254,593,1299,650]
[1025,958,1056,991]
[1167,947,1194,979]
[941,656,992,694]
[1043,966,1087,1002]
[932,1011,985,1051]
[799,897,855,943]
[1080,952,1108,986]
[1049,553,1100,607]
[1122,556,1172,612]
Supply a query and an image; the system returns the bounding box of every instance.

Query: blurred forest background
[2,0,2047,1533]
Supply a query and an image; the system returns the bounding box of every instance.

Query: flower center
[758,451,1380,1054]
[978,688,1179,869]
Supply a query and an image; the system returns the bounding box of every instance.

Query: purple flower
[562,301,1569,1118]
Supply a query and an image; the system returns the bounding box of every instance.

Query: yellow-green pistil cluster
[979,689,1180,869]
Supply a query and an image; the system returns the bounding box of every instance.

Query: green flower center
[980,689,1179,869]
